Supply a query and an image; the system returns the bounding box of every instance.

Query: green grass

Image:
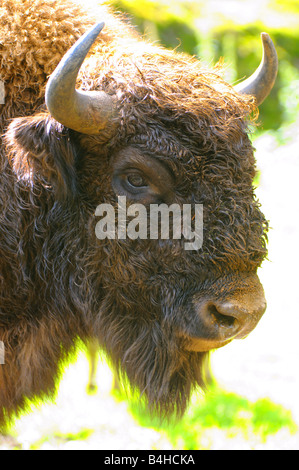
[30,428,95,450]
[2,349,297,449]
[114,386,297,449]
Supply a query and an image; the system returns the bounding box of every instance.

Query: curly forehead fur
[0,0,268,425]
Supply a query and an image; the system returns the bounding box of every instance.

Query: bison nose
[198,299,267,341]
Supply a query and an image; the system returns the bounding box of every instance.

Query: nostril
[192,290,266,346]
[208,304,237,329]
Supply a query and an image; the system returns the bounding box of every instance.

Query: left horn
[234,33,278,106]
[45,22,117,135]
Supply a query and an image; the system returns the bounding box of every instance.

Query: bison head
[5,22,277,417]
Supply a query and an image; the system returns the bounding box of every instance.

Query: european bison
[0,0,278,426]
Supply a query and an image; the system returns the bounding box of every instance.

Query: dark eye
[126,173,148,188]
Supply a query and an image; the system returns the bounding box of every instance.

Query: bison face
[106,145,267,352]
[86,125,268,414]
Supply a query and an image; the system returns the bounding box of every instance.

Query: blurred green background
[110,0,299,136]
[1,0,299,451]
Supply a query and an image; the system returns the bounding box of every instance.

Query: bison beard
[0,0,277,428]
[97,282,209,418]
[99,304,208,418]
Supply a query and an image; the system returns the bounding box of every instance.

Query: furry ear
[4,113,78,199]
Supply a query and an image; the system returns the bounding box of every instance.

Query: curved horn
[45,22,117,135]
[235,33,278,106]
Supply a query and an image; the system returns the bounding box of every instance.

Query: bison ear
[4,113,78,199]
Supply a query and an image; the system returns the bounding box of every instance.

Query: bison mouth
[184,336,234,352]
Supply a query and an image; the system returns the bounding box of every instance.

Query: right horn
[234,33,278,106]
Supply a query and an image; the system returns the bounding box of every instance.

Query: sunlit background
[1,0,299,450]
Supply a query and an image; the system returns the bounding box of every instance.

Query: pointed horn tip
[75,21,106,49]
[261,31,278,76]
[260,32,277,53]
[234,31,278,106]
[92,21,106,35]
[261,32,271,48]
[261,32,270,41]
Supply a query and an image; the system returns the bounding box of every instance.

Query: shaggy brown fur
[0,0,268,427]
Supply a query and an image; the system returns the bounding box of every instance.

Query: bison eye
[126,173,148,189]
